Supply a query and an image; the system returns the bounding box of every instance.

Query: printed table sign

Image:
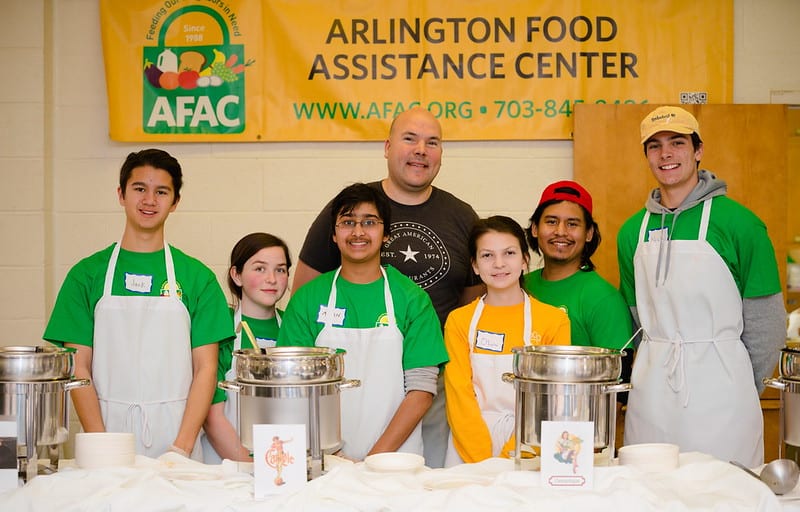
[540,420,594,489]
[253,424,307,498]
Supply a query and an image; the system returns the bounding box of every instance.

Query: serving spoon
[730,459,800,495]
[239,320,260,351]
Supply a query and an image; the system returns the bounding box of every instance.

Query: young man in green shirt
[618,106,785,467]
[44,149,234,460]
[278,183,448,462]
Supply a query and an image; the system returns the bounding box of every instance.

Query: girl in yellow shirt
[443,216,570,466]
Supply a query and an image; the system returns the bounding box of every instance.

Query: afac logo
[142,5,253,135]
[159,280,183,300]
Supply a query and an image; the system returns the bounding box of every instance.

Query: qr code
[680,92,708,104]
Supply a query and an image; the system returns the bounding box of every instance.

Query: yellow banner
[101,0,732,142]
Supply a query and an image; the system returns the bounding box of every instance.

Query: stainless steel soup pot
[779,346,800,382]
[502,375,630,451]
[512,345,623,383]
[234,346,345,384]
[0,345,75,381]
[219,379,360,452]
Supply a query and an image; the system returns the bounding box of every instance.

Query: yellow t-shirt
[443,295,570,463]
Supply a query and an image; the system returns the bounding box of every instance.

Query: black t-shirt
[297,181,480,326]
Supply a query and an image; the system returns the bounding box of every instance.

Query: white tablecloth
[0,452,797,511]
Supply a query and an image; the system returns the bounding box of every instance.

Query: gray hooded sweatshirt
[634,170,785,394]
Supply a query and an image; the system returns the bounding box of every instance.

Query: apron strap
[124,403,153,449]
[103,242,123,296]
[638,211,651,243]
[698,198,712,240]
[163,242,180,302]
[646,332,741,407]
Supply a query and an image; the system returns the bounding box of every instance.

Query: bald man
[292,107,483,468]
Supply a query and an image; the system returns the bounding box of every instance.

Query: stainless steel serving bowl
[512,345,622,383]
[234,346,346,384]
[780,346,800,382]
[0,345,76,382]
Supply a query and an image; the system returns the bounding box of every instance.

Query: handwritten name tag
[475,330,505,352]
[647,227,669,242]
[317,306,346,326]
[124,273,153,293]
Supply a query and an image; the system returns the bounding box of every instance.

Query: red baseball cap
[538,180,593,214]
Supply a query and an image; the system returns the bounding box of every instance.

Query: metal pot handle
[337,379,361,390]
[763,377,787,391]
[502,372,515,383]
[218,380,241,392]
[63,378,90,391]
[602,382,632,394]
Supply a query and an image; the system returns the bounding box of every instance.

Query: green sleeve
[585,287,633,349]
[276,286,319,347]
[188,266,235,348]
[43,251,108,347]
[616,212,643,307]
[212,336,234,404]
[728,209,782,298]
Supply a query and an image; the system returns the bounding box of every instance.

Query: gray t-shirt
[297,181,480,326]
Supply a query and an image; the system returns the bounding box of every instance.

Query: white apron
[93,241,199,460]
[314,267,422,461]
[624,199,763,466]
[444,293,532,467]
[202,307,281,463]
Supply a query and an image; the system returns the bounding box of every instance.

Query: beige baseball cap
[640,106,701,144]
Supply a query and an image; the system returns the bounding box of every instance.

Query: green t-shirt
[617,196,782,306]
[43,243,235,350]
[524,269,632,349]
[213,309,281,404]
[277,265,448,370]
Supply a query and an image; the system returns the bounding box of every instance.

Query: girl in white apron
[201,233,291,463]
[443,216,571,466]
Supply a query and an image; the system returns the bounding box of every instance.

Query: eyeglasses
[335,218,384,230]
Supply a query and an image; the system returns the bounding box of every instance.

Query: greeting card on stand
[253,424,307,498]
[540,420,594,489]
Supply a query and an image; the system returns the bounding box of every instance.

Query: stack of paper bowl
[74,432,135,469]
[364,452,425,473]
[618,443,680,473]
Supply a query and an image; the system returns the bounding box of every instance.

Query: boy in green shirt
[44,149,234,460]
[278,183,447,461]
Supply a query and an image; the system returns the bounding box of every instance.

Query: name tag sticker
[475,330,505,352]
[317,306,346,326]
[125,273,153,293]
[647,227,669,242]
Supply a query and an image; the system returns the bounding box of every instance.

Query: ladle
[730,459,800,495]
[239,320,260,351]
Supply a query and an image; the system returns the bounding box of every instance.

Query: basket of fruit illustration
[142,5,253,135]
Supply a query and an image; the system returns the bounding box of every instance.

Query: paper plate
[364,452,425,473]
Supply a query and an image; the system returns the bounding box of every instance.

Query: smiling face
[531,201,593,271]
[117,165,178,235]
[472,231,529,294]
[644,131,703,204]
[333,202,387,267]
[384,108,442,197]
[230,246,289,317]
